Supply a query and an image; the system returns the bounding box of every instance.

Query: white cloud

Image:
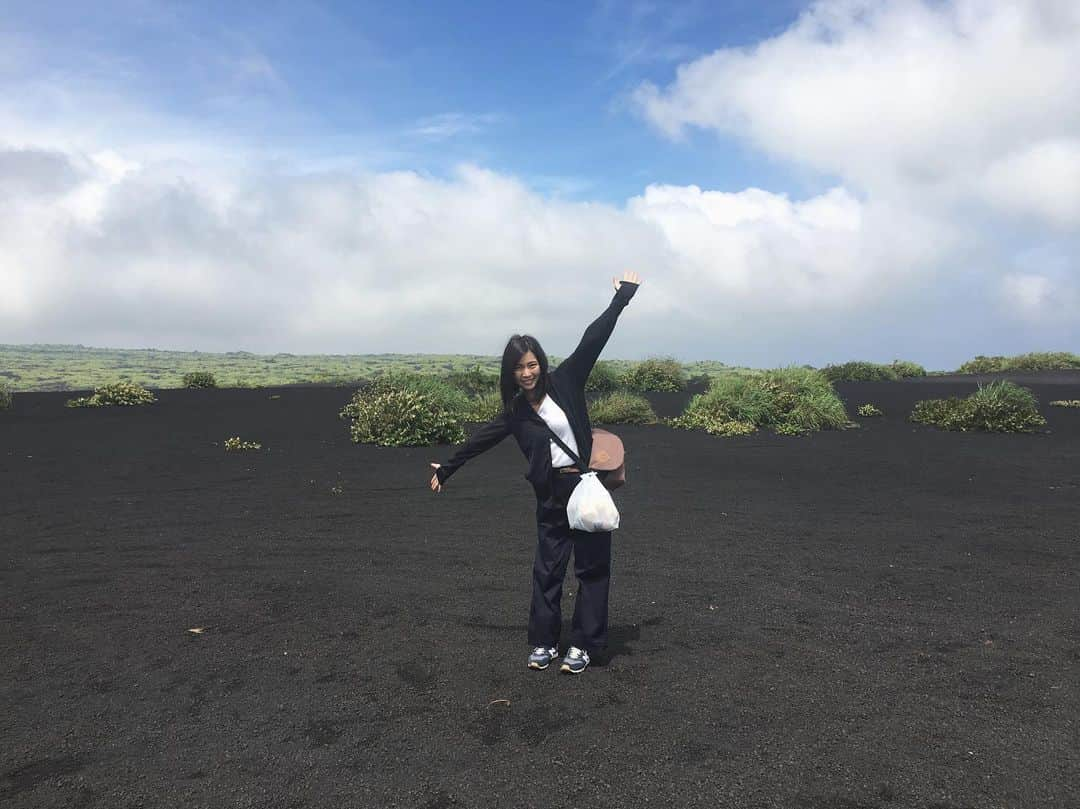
[406,113,503,141]
[1001,272,1052,315]
[635,0,1080,199]
[633,0,1080,330]
[3,141,961,362]
[981,138,1080,229]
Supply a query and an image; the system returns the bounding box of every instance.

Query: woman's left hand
[613,270,642,291]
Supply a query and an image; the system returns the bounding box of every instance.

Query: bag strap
[538,419,589,472]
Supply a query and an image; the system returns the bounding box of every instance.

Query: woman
[429,271,642,675]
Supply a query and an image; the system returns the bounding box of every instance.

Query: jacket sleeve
[556,281,639,390]
[435,409,512,484]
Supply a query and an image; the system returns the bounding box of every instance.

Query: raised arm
[556,274,640,390]
[432,409,512,486]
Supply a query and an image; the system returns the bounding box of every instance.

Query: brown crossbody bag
[542,424,626,492]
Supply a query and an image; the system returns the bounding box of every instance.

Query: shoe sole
[528,661,550,670]
[559,663,587,675]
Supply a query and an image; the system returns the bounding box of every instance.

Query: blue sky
[3,0,814,199]
[1,0,1077,368]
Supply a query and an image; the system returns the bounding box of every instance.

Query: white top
[535,394,581,468]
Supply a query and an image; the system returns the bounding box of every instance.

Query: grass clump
[1050,400,1080,408]
[857,403,883,417]
[588,391,658,424]
[339,371,469,447]
[224,436,262,451]
[0,380,11,411]
[820,361,899,382]
[66,381,157,408]
[669,366,849,436]
[620,356,687,392]
[910,380,1047,432]
[183,371,218,388]
[956,352,1080,374]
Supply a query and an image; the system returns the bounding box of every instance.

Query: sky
[1,0,1078,369]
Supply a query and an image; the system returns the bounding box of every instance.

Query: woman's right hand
[612,270,642,291]
[429,463,443,493]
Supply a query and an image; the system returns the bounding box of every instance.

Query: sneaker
[559,646,590,675]
[528,645,559,670]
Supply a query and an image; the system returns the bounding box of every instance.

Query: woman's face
[514,351,541,392]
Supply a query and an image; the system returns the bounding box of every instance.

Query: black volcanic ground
[3,372,1079,808]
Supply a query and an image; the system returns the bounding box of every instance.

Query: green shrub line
[1049,400,1080,408]
[587,391,658,425]
[910,380,1047,433]
[955,352,1080,374]
[224,436,262,451]
[0,380,11,411]
[65,381,157,408]
[442,364,498,397]
[667,366,851,437]
[820,360,926,382]
[8,344,1080,392]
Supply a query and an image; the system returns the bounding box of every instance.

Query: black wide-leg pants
[528,470,613,653]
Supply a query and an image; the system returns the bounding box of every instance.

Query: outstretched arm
[556,272,641,390]
[430,409,512,489]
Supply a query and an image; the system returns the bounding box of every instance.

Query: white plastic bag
[566,471,620,532]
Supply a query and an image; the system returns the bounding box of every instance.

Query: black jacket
[435,281,639,499]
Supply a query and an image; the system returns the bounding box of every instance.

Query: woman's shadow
[561,619,658,667]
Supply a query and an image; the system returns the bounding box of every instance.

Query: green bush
[463,390,505,422]
[857,403,883,416]
[889,360,926,378]
[66,381,157,408]
[443,364,498,397]
[911,380,1047,432]
[0,380,11,411]
[339,371,468,447]
[1007,352,1080,371]
[820,361,899,382]
[670,366,849,436]
[911,397,969,430]
[620,356,687,392]
[585,360,622,394]
[1050,400,1080,408]
[224,436,261,451]
[183,371,218,388]
[666,412,757,436]
[955,355,1006,374]
[587,391,658,424]
[365,371,472,413]
[956,352,1080,374]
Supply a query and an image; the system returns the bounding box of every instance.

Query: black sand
[2,374,1079,808]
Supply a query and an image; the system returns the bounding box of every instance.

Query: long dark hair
[499,334,549,416]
